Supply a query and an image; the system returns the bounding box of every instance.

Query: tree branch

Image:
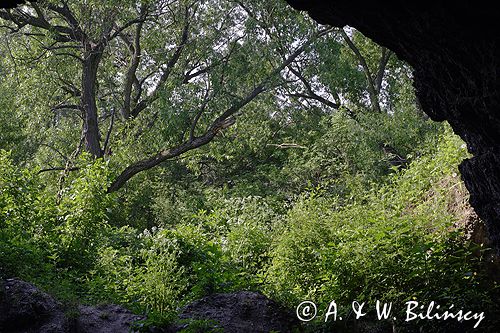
[108,29,328,192]
[121,4,146,118]
[38,166,80,174]
[103,107,116,155]
[374,47,391,93]
[51,104,84,112]
[0,6,76,42]
[190,81,211,141]
[287,66,340,109]
[340,28,381,113]
[130,6,191,118]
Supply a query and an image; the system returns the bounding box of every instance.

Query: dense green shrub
[52,157,115,271]
[2,124,498,331]
[88,224,230,323]
[263,129,497,330]
[0,150,52,279]
[0,152,115,288]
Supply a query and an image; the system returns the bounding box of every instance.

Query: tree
[0,0,330,191]
[1,1,421,194]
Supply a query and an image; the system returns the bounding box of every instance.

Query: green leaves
[1,2,497,331]
[53,158,114,271]
[263,129,492,328]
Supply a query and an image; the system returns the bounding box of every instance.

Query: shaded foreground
[0,278,142,333]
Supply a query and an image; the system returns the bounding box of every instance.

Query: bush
[50,157,114,272]
[0,150,53,279]
[264,130,497,330]
[89,224,227,324]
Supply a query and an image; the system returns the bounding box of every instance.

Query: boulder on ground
[0,278,143,333]
[178,291,300,333]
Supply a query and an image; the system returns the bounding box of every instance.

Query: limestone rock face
[286,0,500,249]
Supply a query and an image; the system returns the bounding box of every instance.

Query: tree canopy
[0,0,414,192]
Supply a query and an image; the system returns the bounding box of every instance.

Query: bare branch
[103,108,116,155]
[374,47,391,93]
[190,81,211,141]
[51,104,84,112]
[266,143,307,149]
[59,77,81,97]
[120,4,147,118]
[109,17,148,42]
[43,2,89,42]
[38,166,80,174]
[38,143,69,162]
[0,6,75,42]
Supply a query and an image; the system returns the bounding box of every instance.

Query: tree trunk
[81,47,103,158]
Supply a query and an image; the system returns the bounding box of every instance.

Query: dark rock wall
[286,0,500,249]
[1,0,26,9]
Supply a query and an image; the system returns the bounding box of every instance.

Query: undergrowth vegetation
[1,121,499,331]
[1,1,499,331]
